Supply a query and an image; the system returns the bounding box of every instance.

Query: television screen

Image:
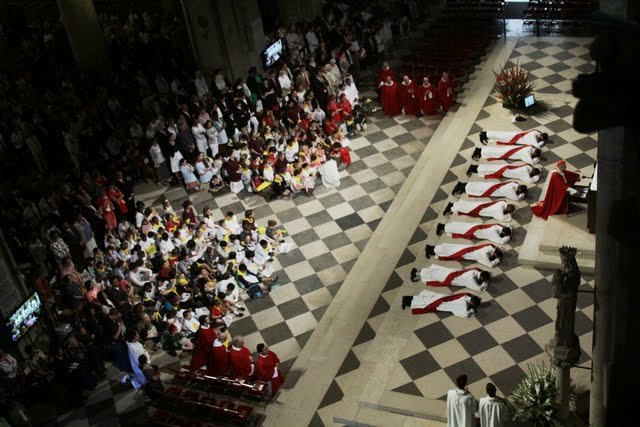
[262,39,284,69]
[5,292,42,342]
[524,94,536,108]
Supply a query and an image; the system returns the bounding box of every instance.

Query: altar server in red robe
[425,243,504,268]
[326,95,342,125]
[398,75,420,116]
[207,332,229,377]
[418,77,438,115]
[190,315,218,371]
[376,62,397,86]
[437,72,455,113]
[379,76,401,116]
[338,93,353,120]
[256,343,286,395]
[452,180,528,201]
[401,291,481,318]
[229,337,254,382]
[436,221,512,244]
[409,264,491,292]
[531,160,581,220]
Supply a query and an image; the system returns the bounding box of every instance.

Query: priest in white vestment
[410,264,491,291]
[436,221,511,244]
[452,180,528,201]
[402,290,481,317]
[447,374,478,427]
[479,383,510,427]
[467,163,541,183]
[479,129,548,148]
[425,243,503,268]
[472,145,542,165]
[444,200,515,222]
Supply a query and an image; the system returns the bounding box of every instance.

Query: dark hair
[540,132,549,141]
[469,295,482,309]
[257,343,266,353]
[456,374,468,389]
[199,314,208,324]
[486,382,497,397]
[517,185,528,196]
[479,271,491,283]
[138,354,148,368]
[502,226,512,237]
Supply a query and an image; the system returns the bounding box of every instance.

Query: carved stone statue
[546,246,582,368]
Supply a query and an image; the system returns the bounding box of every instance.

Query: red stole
[411,292,470,315]
[437,243,494,261]
[426,268,481,287]
[451,224,496,240]
[497,130,532,145]
[487,145,528,161]
[460,201,499,217]
[470,181,511,198]
[484,164,524,179]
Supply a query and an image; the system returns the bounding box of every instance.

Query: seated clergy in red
[410,264,491,292]
[418,77,438,115]
[190,315,218,371]
[229,337,254,382]
[437,72,455,113]
[402,291,481,318]
[255,343,286,396]
[532,160,581,220]
[378,76,401,116]
[207,332,229,377]
[425,243,504,268]
[398,75,420,116]
[376,61,397,87]
[338,93,353,120]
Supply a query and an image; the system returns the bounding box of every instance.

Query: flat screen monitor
[262,39,284,69]
[524,94,536,108]
[5,292,42,342]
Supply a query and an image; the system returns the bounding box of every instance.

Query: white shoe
[362,123,368,131]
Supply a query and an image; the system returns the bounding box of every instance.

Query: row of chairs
[524,0,596,22]
[170,367,270,402]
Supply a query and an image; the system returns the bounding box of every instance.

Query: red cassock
[190,326,218,371]
[380,82,401,116]
[256,351,286,394]
[377,67,397,86]
[207,343,229,377]
[398,82,420,116]
[339,98,353,119]
[437,78,455,112]
[229,346,253,381]
[418,84,438,115]
[531,170,580,220]
[327,100,342,124]
[96,196,117,230]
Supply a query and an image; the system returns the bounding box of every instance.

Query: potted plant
[494,62,535,109]
[510,364,559,426]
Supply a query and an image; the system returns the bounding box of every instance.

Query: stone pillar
[56,0,109,70]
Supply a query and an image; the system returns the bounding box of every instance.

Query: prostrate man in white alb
[466,163,542,183]
[436,221,511,244]
[479,383,510,427]
[452,180,528,201]
[425,242,504,268]
[472,145,542,165]
[447,374,478,427]
[410,264,491,291]
[443,199,515,222]
[479,129,548,148]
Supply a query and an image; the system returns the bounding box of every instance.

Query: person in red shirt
[376,61,397,87]
[338,93,353,120]
[207,332,229,377]
[417,77,438,115]
[437,72,455,113]
[378,76,401,116]
[398,75,419,116]
[531,160,581,220]
[190,315,219,371]
[256,343,286,396]
[326,95,342,125]
[229,337,254,382]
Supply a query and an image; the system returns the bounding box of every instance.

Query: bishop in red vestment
[190,316,218,371]
[532,160,581,220]
[417,77,438,115]
[229,337,254,382]
[255,344,286,395]
[437,72,455,113]
[379,76,401,116]
[376,62,397,87]
[207,333,229,377]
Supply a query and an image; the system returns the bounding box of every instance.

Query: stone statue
[546,246,582,368]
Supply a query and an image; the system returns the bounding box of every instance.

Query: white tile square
[299,240,330,259]
[370,188,396,205]
[270,282,301,305]
[297,199,325,216]
[362,152,388,168]
[375,139,399,152]
[383,124,408,138]
[391,155,416,171]
[284,260,315,282]
[286,312,318,336]
[316,264,346,286]
[332,243,360,263]
[285,217,312,235]
[301,287,333,310]
[326,202,356,219]
[268,337,302,362]
[350,168,379,184]
[345,223,373,242]
[358,205,385,223]
[249,306,286,329]
[313,221,343,239]
[340,185,368,201]
[380,170,406,187]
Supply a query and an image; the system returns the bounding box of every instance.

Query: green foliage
[494,61,535,109]
[510,364,558,426]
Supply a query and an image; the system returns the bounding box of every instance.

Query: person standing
[230,337,254,382]
[447,374,478,427]
[437,72,455,113]
[479,383,510,426]
[255,343,285,396]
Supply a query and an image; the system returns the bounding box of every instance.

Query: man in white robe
[444,200,515,221]
[467,163,541,183]
[410,264,491,291]
[436,221,511,244]
[447,375,478,427]
[479,383,510,427]
[472,145,542,165]
[452,180,528,201]
[425,243,503,268]
[402,290,481,318]
[344,78,359,106]
[480,129,547,148]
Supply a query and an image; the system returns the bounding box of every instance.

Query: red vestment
[437,78,455,112]
[96,196,117,230]
[437,243,495,261]
[399,82,420,116]
[377,67,397,86]
[531,170,580,220]
[256,351,286,394]
[411,292,471,315]
[207,343,229,377]
[339,98,353,119]
[190,326,218,371]
[380,82,401,116]
[229,346,253,381]
[418,83,438,115]
[327,100,342,124]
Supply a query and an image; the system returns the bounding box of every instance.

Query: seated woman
[179,158,200,193]
[251,173,273,200]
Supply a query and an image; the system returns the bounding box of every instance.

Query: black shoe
[238,307,246,311]
[425,244,432,259]
[235,312,244,317]
[410,268,418,282]
[472,147,482,160]
[479,131,488,144]
[443,202,453,216]
[436,223,445,236]
[452,182,465,196]
[466,165,475,177]
[401,296,412,310]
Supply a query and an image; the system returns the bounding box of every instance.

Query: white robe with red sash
[410,290,474,317]
[477,163,539,183]
[464,181,524,201]
[434,243,500,268]
[480,145,540,165]
[444,222,510,244]
[486,130,545,148]
[451,200,512,222]
[419,264,487,291]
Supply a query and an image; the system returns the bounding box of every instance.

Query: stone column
[56,0,109,70]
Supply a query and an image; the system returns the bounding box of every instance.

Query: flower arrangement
[494,62,535,109]
[510,364,558,426]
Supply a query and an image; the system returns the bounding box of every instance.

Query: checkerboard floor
[312,36,597,424]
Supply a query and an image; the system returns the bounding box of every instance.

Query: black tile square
[571,137,597,152]
[355,145,378,159]
[502,334,543,363]
[368,295,391,318]
[540,150,561,167]
[319,192,345,209]
[326,282,341,297]
[457,328,500,356]
[86,398,118,425]
[260,322,294,345]
[383,146,408,161]
[365,131,388,143]
[574,310,593,336]
[576,63,595,74]
[229,315,258,336]
[244,292,276,314]
[490,364,526,395]
[414,322,455,348]
[253,204,276,219]
[576,287,594,310]
[336,350,361,377]
[309,252,339,271]
[354,239,368,252]
[375,118,399,130]
[537,85,562,94]
[277,248,307,267]
[353,321,376,346]
[489,274,519,298]
[312,304,328,322]
[349,195,377,211]
[552,104,575,118]
[505,226,526,248]
[392,133,416,145]
[323,232,351,250]
[511,205,534,226]
[444,357,486,385]
[543,73,565,85]
[442,170,459,185]
[512,305,553,332]
[318,380,344,409]
[402,119,425,131]
[337,212,366,230]
[475,299,509,326]
[292,229,321,247]
[306,210,333,227]
[553,51,575,61]
[392,382,423,397]
[421,207,438,223]
[296,330,314,348]
[278,297,309,320]
[361,178,387,193]
[383,271,405,292]
[409,227,427,246]
[548,62,571,73]
[531,41,552,49]
[567,152,596,169]
[400,350,442,380]
[498,249,520,272]
[521,279,553,304]
[293,275,323,295]
[278,357,296,376]
[277,207,304,223]
[379,199,393,212]
[557,41,579,49]
[451,153,467,167]
[339,175,358,189]
[346,159,369,174]
[396,248,417,268]
[368,218,383,231]
[527,50,547,60]
[432,188,449,203]
[218,200,245,214]
[372,162,398,176]
[545,119,573,134]
[521,61,544,72]
[309,413,325,427]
